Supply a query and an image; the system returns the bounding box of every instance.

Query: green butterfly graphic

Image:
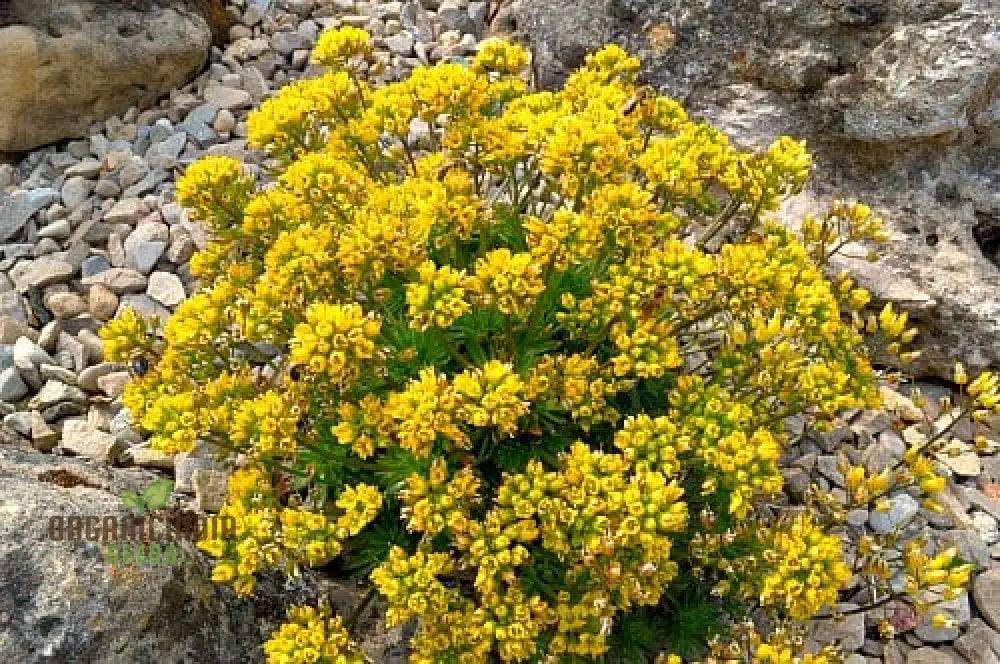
[120,478,174,514]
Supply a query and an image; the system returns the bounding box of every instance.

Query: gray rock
[88,283,119,321]
[64,159,103,179]
[37,219,71,240]
[437,6,476,34]
[0,368,28,402]
[45,292,86,320]
[974,511,1000,545]
[271,30,309,55]
[809,604,865,652]
[105,198,144,225]
[78,363,122,393]
[39,364,77,385]
[3,411,31,437]
[146,131,188,163]
[147,272,186,307]
[975,569,1000,632]
[11,257,74,293]
[109,408,142,445]
[843,5,1000,141]
[0,291,26,324]
[954,620,1000,664]
[907,648,956,664]
[76,330,104,365]
[118,157,149,189]
[0,188,59,242]
[80,255,110,278]
[30,411,58,452]
[12,337,53,370]
[125,444,176,470]
[869,492,921,533]
[175,454,220,494]
[81,268,148,294]
[0,447,337,662]
[96,371,130,399]
[60,419,125,462]
[914,592,969,642]
[939,529,992,571]
[204,85,252,111]
[0,316,38,344]
[60,177,93,210]
[37,321,61,353]
[28,380,87,410]
[192,468,229,512]
[213,109,236,134]
[0,0,211,151]
[166,235,196,264]
[125,241,167,275]
[117,294,170,321]
[385,33,416,56]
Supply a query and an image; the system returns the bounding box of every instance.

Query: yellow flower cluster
[112,25,974,664]
[400,457,480,535]
[100,307,156,362]
[758,513,851,620]
[174,156,254,231]
[468,249,546,317]
[526,354,620,426]
[385,368,467,458]
[370,546,455,627]
[200,470,382,597]
[453,360,529,434]
[406,260,471,331]
[331,395,392,459]
[289,302,381,385]
[263,604,366,664]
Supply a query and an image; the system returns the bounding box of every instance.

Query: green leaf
[141,478,174,511]
[120,490,144,514]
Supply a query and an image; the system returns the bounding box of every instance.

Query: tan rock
[0,2,211,151]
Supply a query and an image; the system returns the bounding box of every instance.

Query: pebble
[60,418,125,463]
[96,371,130,399]
[127,445,176,469]
[46,292,87,319]
[28,380,87,410]
[204,84,253,111]
[192,469,230,512]
[105,198,144,224]
[11,257,74,293]
[147,272,186,307]
[88,284,119,320]
[81,268,148,294]
[213,108,236,134]
[869,493,921,534]
[31,411,59,451]
[0,368,29,402]
[13,337,53,370]
[77,362,120,392]
[61,177,93,210]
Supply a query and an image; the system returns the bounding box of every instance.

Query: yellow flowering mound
[101,29,1000,664]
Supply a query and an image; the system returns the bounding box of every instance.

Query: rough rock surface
[0,0,212,151]
[501,0,1000,380]
[0,447,342,663]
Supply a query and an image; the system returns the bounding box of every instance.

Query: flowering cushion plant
[101,27,1000,664]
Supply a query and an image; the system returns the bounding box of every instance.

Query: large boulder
[0,0,212,152]
[500,0,1000,379]
[0,448,330,663]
